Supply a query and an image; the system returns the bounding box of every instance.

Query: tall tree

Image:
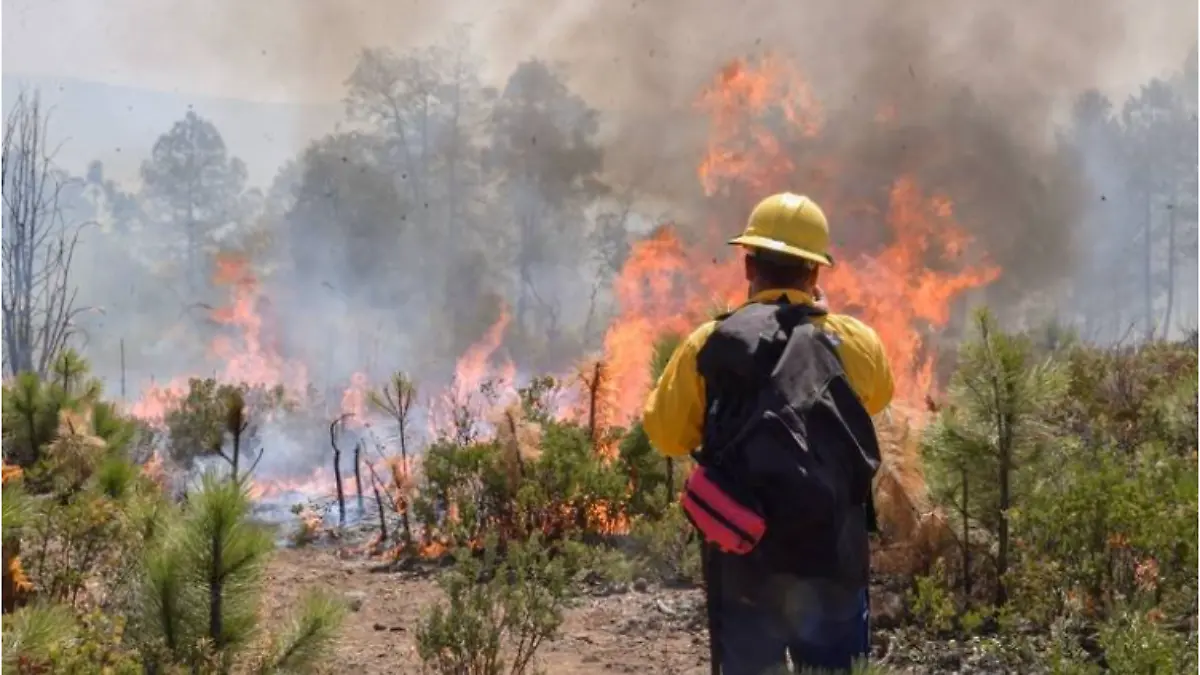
[486,59,609,344]
[1120,77,1195,340]
[344,33,494,266]
[140,111,248,294]
[285,131,407,299]
[342,33,503,365]
[1062,89,1138,340]
[1,91,85,378]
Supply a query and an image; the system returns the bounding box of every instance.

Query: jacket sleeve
[826,315,896,416]
[642,322,716,458]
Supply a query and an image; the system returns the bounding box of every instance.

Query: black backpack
[682,296,881,585]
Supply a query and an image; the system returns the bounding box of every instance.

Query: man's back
[643,288,894,460]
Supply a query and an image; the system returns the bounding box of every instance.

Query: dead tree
[329,414,352,528]
[364,461,391,546]
[1,90,88,378]
[353,439,365,514]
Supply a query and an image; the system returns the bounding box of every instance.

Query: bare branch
[2,89,83,378]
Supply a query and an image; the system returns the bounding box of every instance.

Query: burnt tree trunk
[371,474,389,545]
[330,418,346,528]
[354,440,364,515]
[587,362,602,443]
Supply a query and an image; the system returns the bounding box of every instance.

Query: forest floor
[260,536,1009,675]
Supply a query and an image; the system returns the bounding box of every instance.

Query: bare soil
[264,547,713,674]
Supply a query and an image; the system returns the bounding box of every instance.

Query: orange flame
[429,307,517,438]
[129,253,309,427]
[209,253,309,398]
[340,371,370,427]
[593,55,998,430]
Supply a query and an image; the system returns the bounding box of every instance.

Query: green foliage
[254,590,347,675]
[2,607,143,674]
[908,565,959,636]
[18,436,162,610]
[163,377,286,472]
[2,359,341,674]
[138,472,274,668]
[1,350,108,470]
[628,500,701,586]
[416,535,569,675]
[2,602,78,672]
[412,385,632,549]
[919,309,1197,670]
[1097,610,1197,675]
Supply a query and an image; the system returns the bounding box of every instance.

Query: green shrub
[629,499,700,586]
[416,535,569,675]
[1098,609,1198,675]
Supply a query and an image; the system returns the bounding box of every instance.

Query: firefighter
[643,192,895,674]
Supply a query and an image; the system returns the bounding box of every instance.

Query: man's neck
[749,284,812,297]
[747,287,816,306]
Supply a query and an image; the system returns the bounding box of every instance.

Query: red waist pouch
[681,465,766,555]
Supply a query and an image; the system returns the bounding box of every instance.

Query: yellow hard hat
[729,192,834,266]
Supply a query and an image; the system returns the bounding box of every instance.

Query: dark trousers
[714,569,870,675]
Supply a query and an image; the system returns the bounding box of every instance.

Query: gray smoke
[46,0,1195,477]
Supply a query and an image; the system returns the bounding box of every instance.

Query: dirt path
[264,547,711,674]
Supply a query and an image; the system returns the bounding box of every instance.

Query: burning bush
[411,410,631,552]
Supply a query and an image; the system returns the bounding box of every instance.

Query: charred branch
[354,440,365,514]
[329,414,353,528]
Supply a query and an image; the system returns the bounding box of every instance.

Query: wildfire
[594,55,998,428]
[209,253,309,398]
[122,53,999,567]
[129,252,309,426]
[428,307,517,439]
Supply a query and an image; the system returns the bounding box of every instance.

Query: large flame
[128,55,999,554]
[429,307,516,439]
[128,253,309,426]
[596,55,999,427]
[209,253,309,396]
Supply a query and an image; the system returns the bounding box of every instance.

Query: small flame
[340,371,370,426]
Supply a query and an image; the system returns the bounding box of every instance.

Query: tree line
[2,35,1196,392]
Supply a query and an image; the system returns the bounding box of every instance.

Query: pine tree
[139,473,344,672]
[923,308,1068,604]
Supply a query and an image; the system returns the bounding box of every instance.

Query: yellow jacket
[643,288,895,458]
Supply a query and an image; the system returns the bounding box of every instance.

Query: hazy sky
[3,0,537,103]
[5,0,1194,105]
[3,0,1195,191]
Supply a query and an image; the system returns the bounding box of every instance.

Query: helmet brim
[728,235,834,267]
